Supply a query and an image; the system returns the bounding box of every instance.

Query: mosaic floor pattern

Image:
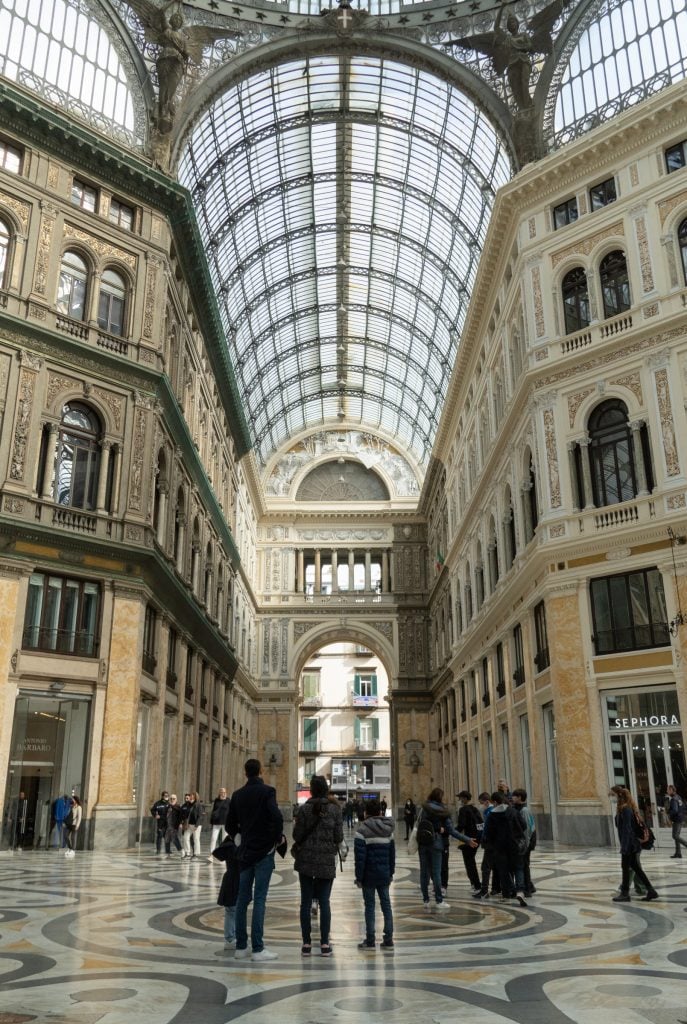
[0,834,686,1024]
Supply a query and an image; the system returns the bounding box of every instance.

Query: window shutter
[354,717,361,744]
[371,673,378,696]
[372,718,380,740]
[353,673,361,695]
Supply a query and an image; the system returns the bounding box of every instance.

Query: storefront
[2,691,91,850]
[605,687,686,832]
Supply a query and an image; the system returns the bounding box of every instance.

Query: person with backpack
[667,784,687,858]
[354,797,395,951]
[457,791,483,892]
[416,787,477,910]
[482,791,529,906]
[611,785,658,903]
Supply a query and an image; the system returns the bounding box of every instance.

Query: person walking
[403,798,416,841]
[150,791,170,855]
[355,797,395,951]
[64,796,82,857]
[417,787,477,910]
[164,794,183,856]
[227,758,284,962]
[207,787,230,860]
[292,775,343,958]
[667,784,687,858]
[456,791,483,892]
[611,785,658,903]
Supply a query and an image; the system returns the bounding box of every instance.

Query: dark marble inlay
[458,946,510,955]
[595,984,662,997]
[72,987,138,1002]
[335,996,403,1012]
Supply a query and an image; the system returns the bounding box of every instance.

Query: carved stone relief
[642,303,659,318]
[667,493,686,509]
[293,621,318,641]
[33,212,55,295]
[368,621,393,641]
[549,523,566,538]
[633,215,654,293]
[63,224,136,268]
[262,620,270,673]
[92,387,124,432]
[142,259,159,340]
[128,405,148,510]
[10,366,37,481]
[608,371,643,406]
[535,327,684,390]
[543,408,561,508]
[47,372,79,408]
[528,217,536,239]
[531,265,545,337]
[629,162,639,187]
[0,190,30,232]
[654,368,680,477]
[658,188,687,227]
[550,220,624,269]
[567,386,595,428]
[280,619,288,676]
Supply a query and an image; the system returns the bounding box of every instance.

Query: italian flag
[435,551,445,572]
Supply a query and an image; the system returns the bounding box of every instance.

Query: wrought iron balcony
[22,626,99,658]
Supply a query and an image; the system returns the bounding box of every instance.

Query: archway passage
[297,641,391,814]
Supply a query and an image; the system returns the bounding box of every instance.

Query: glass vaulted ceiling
[178,55,512,470]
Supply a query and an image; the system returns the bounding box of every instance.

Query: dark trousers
[671,821,687,853]
[299,875,333,946]
[461,844,481,889]
[523,849,535,893]
[441,846,449,889]
[404,818,415,840]
[480,849,493,893]
[491,848,514,897]
[155,825,167,853]
[620,850,653,894]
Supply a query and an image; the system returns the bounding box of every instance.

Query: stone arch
[289,622,396,686]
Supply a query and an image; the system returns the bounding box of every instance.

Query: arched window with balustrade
[57,250,89,321]
[575,399,654,509]
[561,266,590,333]
[0,218,10,288]
[678,217,687,285]
[599,250,630,319]
[54,403,102,509]
[98,267,127,336]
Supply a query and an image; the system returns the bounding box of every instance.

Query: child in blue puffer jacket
[354,798,395,951]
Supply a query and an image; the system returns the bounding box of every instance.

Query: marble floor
[0,833,686,1024]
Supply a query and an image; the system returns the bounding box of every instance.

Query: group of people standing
[150,788,231,860]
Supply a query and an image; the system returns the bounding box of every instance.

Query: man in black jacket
[227,759,284,962]
[457,790,483,892]
[150,791,170,855]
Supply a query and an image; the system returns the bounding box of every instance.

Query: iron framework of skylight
[178,54,512,469]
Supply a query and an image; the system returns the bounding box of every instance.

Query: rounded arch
[573,386,643,435]
[47,388,116,436]
[289,622,396,685]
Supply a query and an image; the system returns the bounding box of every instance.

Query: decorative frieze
[128,405,148,510]
[608,370,643,406]
[531,265,545,337]
[33,210,56,295]
[567,387,595,428]
[142,257,160,340]
[10,364,38,481]
[658,188,687,227]
[632,214,654,293]
[92,387,124,432]
[550,220,624,269]
[293,621,317,642]
[535,327,684,390]
[0,189,30,232]
[368,621,393,641]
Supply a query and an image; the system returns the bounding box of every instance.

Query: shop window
[599,250,630,318]
[589,177,617,210]
[591,568,669,654]
[512,623,525,688]
[0,218,10,288]
[303,717,318,751]
[665,139,687,174]
[533,601,550,672]
[71,177,97,212]
[142,605,157,675]
[0,139,22,174]
[23,572,100,656]
[57,250,88,321]
[553,196,578,229]
[97,267,127,336]
[109,197,135,231]
[561,266,590,334]
[55,402,102,509]
[678,217,687,284]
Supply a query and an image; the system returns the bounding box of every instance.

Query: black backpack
[416,813,436,847]
[64,809,74,828]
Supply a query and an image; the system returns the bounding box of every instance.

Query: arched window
[561,267,590,333]
[679,217,687,285]
[487,516,499,590]
[55,403,101,509]
[0,219,10,287]
[586,400,653,507]
[57,251,88,321]
[98,268,127,336]
[599,250,630,319]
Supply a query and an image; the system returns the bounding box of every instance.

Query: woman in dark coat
[403,798,416,840]
[292,775,343,957]
[611,785,658,902]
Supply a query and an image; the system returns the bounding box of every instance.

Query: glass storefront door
[605,689,686,833]
[2,693,91,850]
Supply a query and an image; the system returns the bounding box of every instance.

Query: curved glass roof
[178,55,511,469]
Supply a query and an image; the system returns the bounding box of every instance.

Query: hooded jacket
[420,799,473,850]
[292,797,343,880]
[354,814,396,887]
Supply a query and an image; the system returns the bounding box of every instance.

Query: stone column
[331,549,338,593]
[314,549,321,593]
[382,549,389,592]
[521,482,533,542]
[0,568,26,810]
[348,549,355,591]
[297,549,304,593]
[110,445,122,515]
[578,437,595,509]
[96,440,112,513]
[92,585,145,850]
[629,419,649,495]
[365,550,371,591]
[175,514,186,574]
[156,482,168,544]
[40,422,59,501]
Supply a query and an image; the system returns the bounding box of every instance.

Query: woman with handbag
[292,775,343,957]
[611,785,658,903]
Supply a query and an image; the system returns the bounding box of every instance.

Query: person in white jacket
[65,796,82,857]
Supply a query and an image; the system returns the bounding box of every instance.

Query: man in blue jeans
[354,798,395,951]
[227,758,284,962]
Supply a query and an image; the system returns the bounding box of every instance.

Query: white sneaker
[251,949,278,962]
[423,901,431,911]
[234,948,251,960]
[436,902,450,911]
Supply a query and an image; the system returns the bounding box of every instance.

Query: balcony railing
[470,700,477,716]
[513,667,525,688]
[142,650,157,675]
[355,740,380,752]
[166,669,177,690]
[301,694,322,707]
[496,681,506,699]
[22,626,99,658]
[592,623,670,656]
[534,648,550,672]
[185,685,194,702]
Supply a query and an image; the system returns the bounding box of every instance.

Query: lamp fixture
[668,526,686,637]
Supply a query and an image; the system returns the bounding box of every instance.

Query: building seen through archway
[0,0,686,856]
